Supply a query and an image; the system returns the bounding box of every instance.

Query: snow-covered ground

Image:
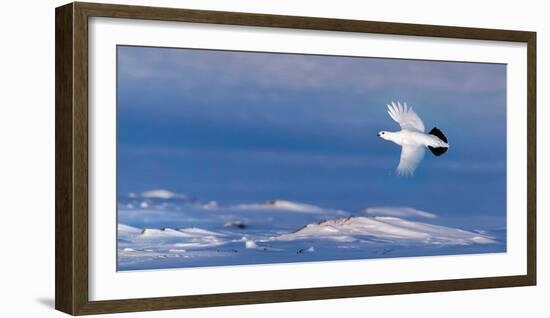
[117,191,505,271]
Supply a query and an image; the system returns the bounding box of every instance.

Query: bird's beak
[377,133,381,137]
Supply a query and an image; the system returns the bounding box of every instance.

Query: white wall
[0,0,546,317]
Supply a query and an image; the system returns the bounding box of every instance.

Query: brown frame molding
[55,2,536,315]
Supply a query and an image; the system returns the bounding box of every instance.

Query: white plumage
[387,101,425,132]
[378,102,449,175]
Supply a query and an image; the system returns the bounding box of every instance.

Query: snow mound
[141,228,192,237]
[363,206,437,219]
[118,224,225,251]
[202,201,218,209]
[177,227,223,237]
[245,240,258,249]
[141,189,188,200]
[118,224,142,234]
[277,216,496,246]
[235,200,329,214]
[137,227,223,238]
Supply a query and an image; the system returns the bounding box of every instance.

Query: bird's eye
[381,132,385,135]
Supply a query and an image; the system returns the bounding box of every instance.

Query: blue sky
[117,45,507,230]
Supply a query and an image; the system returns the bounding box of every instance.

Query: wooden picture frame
[56,2,536,315]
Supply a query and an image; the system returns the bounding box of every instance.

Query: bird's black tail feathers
[428,127,448,156]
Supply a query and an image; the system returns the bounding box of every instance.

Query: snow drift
[277,216,495,245]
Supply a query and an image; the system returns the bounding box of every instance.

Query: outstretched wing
[397,145,425,176]
[387,101,425,132]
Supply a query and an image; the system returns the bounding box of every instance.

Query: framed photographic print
[55,2,536,315]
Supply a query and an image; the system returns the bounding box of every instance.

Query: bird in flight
[378,102,449,175]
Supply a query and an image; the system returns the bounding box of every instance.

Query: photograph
[116,45,507,271]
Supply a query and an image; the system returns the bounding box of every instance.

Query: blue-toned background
[117,46,506,229]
